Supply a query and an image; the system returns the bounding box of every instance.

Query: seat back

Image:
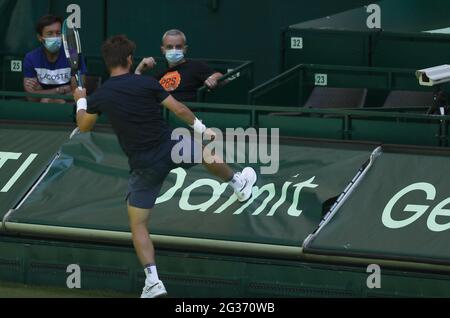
[304,87,367,109]
[382,90,433,108]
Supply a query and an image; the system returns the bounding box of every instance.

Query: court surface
[0,282,135,298]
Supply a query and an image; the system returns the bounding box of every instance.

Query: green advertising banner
[7,131,374,246]
[304,146,450,264]
[0,124,70,218]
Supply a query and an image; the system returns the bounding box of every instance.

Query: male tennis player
[73,35,256,298]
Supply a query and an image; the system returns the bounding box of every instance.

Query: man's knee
[128,203,151,227]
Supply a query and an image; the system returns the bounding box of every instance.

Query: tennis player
[73,35,256,298]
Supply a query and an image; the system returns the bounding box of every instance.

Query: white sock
[228,173,244,192]
[144,264,159,283]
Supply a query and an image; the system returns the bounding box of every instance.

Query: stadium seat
[382,90,433,108]
[304,87,368,109]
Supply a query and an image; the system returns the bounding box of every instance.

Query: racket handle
[75,72,84,88]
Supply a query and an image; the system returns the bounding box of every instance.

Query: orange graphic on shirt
[159,71,181,92]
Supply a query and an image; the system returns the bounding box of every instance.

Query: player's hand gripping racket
[62,18,84,89]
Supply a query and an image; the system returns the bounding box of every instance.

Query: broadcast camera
[416,65,450,115]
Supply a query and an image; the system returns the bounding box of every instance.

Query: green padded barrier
[1,95,449,148]
[282,28,372,71]
[167,108,252,130]
[350,119,441,147]
[304,146,450,265]
[258,114,344,140]
[195,111,252,129]
[0,95,111,125]
[0,122,71,217]
[6,131,374,246]
[3,234,450,297]
[0,99,74,123]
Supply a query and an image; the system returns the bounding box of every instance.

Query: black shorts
[126,135,201,209]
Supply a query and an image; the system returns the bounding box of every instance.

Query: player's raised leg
[202,150,257,202]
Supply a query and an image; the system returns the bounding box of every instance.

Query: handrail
[0,90,73,101]
[248,64,303,104]
[4,222,450,273]
[197,61,253,102]
[0,93,447,121]
[186,101,448,121]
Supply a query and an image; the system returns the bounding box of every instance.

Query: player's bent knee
[127,203,152,226]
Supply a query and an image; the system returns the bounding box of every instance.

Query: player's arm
[135,57,157,75]
[23,77,42,102]
[161,95,196,125]
[161,95,208,134]
[73,88,98,132]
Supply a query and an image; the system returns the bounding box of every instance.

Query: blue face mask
[165,49,184,64]
[43,37,62,53]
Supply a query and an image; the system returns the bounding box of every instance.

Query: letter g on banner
[382,183,435,229]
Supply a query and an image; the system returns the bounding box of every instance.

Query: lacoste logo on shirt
[35,67,71,85]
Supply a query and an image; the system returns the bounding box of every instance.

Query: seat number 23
[315,74,328,86]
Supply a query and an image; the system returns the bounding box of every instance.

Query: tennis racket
[62,18,84,89]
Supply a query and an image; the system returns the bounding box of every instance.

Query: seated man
[135,29,223,102]
[23,14,87,103]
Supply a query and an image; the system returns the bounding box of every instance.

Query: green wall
[0,0,372,84]
[0,0,49,53]
[104,0,373,83]
[4,0,450,84]
[295,0,450,32]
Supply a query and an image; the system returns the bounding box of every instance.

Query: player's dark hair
[102,35,136,71]
[35,15,63,35]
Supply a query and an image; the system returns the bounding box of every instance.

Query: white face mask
[165,49,184,64]
[43,36,62,53]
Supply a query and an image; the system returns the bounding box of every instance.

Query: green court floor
[0,282,135,298]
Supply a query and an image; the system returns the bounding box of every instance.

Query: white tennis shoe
[234,167,257,202]
[140,279,167,298]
